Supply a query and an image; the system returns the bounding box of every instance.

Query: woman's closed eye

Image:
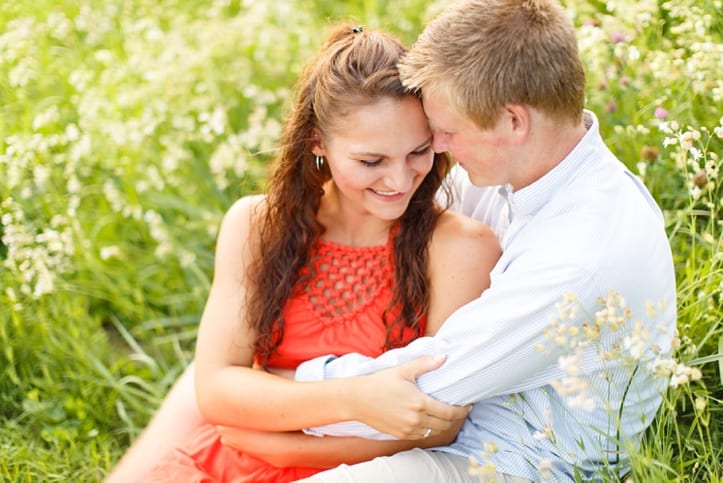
[358,159,382,167]
[410,145,431,156]
[357,144,430,167]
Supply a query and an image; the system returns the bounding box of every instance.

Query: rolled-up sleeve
[297,256,598,439]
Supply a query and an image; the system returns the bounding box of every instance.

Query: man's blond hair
[400,0,585,129]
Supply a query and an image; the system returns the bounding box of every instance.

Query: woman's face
[314,95,434,222]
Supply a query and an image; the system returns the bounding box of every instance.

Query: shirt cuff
[294,354,337,382]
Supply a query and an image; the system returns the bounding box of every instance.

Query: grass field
[1,0,721,481]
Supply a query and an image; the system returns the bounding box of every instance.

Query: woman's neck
[317,184,395,247]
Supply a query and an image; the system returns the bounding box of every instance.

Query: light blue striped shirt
[296,111,677,481]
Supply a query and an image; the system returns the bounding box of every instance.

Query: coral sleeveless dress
[146,236,425,482]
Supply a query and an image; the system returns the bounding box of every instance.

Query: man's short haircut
[399,0,586,129]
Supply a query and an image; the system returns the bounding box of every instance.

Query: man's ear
[505,104,531,145]
[310,128,326,156]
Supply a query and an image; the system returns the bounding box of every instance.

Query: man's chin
[455,162,496,187]
[465,170,490,187]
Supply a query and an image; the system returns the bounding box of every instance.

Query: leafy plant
[1,0,720,480]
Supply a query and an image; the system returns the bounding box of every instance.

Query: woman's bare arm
[216,210,501,468]
[195,196,359,430]
[195,197,467,436]
[425,210,501,334]
[216,418,465,469]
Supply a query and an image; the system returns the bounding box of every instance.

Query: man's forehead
[421,93,444,115]
[421,93,459,129]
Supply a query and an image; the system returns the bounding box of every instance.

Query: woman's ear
[310,128,326,157]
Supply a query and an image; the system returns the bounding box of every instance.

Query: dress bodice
[266,237,425,368]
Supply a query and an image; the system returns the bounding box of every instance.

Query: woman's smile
[369,188,406,201]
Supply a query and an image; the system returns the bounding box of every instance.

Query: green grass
[1,0,721,481]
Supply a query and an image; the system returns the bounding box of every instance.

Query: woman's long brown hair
[248,25,452,366]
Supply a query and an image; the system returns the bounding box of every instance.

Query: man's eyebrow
[431,123,453,133]
[427,121,446,132]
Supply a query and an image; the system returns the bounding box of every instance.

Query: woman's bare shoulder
[213,194,267,270]
[430,210,499,255]
[424,211,501,334]
[218,194,266,238]
[427,210,501,292]
[223,194,266,227]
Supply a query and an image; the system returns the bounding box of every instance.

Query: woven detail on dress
[297,240,392,322]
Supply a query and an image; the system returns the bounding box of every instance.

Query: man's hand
[351,355,471,440]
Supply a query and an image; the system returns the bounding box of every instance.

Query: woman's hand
[351,355,471,440]
[246,356,470,441]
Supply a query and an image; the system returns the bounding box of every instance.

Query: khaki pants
[295,448,532,483]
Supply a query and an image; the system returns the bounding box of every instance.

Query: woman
[110,25,500,482]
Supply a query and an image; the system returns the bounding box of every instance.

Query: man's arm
[297,261,596,438]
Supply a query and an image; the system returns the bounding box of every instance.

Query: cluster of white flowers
[569,0,721,221]
[1,198,75,298]
[468,458,498,482]
[143,210,173,259]
[540,290,703,412]
[658,120,721,200]
[0,0,325,302]
[550,354,596,411]
[668,362,703,388]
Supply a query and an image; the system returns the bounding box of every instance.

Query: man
[106,1,676,481]
[295,0,676,480]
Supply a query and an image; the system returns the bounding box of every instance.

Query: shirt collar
[505,110,599,218]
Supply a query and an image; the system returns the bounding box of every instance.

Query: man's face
[422,91,512,187]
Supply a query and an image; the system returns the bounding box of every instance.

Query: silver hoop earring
[315,155,325,171]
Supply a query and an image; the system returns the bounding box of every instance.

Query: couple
[107,0,676,481]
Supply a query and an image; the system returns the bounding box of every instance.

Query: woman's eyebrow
[414,136,433,149]
[350,137,432,158]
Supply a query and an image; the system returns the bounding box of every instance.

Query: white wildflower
[100,246,121,260]
[558,352,582,377]
[482,441,499,454]
[533,424,554,441]
[688,147,702,161]
[539,458,553,480]
[567,393,596,411]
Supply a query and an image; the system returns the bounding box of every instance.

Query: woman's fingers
[354,357,472,440]
[394,354,447,379]
[403,405,471,440]
[422,393,471,422]
[389,355,471,437]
